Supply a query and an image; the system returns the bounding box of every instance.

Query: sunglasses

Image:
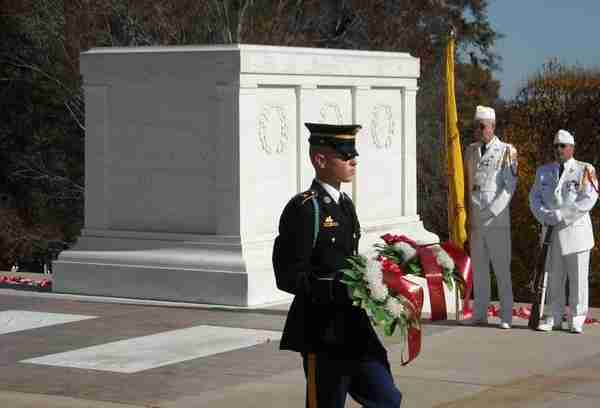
[338,154,357,162]
[554,143,569,149]
[326,152,355,162]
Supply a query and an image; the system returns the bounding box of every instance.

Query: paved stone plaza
[1,288,599,407]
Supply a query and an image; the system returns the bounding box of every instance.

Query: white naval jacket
[529,158,598,255]
[465,136,518,228]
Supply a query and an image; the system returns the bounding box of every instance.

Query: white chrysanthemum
[364,258,388,301]
[385,297,406,319]
[393,241,417,261]
[435,249,455,270]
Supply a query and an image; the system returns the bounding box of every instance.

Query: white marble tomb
[53,44,437,306]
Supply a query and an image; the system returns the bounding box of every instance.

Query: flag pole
[446,26,463,321]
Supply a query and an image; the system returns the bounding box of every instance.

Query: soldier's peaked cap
[305,123,361,158]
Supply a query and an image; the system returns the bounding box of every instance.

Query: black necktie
[340,193,360,254]
[480,144,487,157]
[559,163,565,179]
[339,193,353,216]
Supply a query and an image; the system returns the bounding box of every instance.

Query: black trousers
[302,352,402,407]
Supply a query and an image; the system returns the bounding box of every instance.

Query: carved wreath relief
[258,105,289,155]
[319,102,343,124]
[371,104,395,149]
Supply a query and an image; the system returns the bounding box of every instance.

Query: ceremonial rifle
[528,225,554,330]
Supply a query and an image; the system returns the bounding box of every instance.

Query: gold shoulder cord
[581,165,600,194]
[502,145,518,176]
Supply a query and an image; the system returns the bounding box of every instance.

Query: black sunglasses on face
[554,143,568,149]
[339,154,357,162]
[328,152,356,162]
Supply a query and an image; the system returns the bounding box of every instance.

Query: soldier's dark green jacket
[273,180,388,364]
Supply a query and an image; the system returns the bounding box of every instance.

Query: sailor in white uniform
[464,105,518,329]
[529,129,598,333]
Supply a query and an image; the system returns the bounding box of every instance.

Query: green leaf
[346,258,357,266]
[367,299,378,317]
[346,257,365,271]
[383,311,395,323]
[353,287,367,299]
[384,319,397,336]
[408,262,422,275]
[375,308,387,322]
[443,272,454,291]
[340,268,359,280]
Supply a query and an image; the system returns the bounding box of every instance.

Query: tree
[355,0,502,237]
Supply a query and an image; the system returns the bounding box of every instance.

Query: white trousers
[545,230,590,324]
[470,227,514,323]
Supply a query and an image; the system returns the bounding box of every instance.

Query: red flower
[39,279,51,288]
[381,258,404,276]
[0,275,52,290]
[381,233,417,248]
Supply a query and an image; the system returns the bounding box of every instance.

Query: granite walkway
[1,288,599,407]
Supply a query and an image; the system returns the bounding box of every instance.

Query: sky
[487,1,600,100]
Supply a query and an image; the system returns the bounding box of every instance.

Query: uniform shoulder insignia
[299,190,318,205]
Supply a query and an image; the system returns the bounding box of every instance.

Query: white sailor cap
[553,129,575,145]
[474,105,496,122]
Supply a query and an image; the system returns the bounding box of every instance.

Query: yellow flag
[445,36,468,248]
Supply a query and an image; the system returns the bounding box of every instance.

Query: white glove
[544,209,562,226]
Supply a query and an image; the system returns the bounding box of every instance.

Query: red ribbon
[417,246,447,321]
[380,236,475,323]
[383,272,424,365]
[441,241,474,318]
[406,327,421,365]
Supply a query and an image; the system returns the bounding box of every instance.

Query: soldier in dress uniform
[273,123,402,408]
[529,129,598,333]
[464,105,518,329]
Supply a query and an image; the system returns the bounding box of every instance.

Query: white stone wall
[54,45,437,306]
